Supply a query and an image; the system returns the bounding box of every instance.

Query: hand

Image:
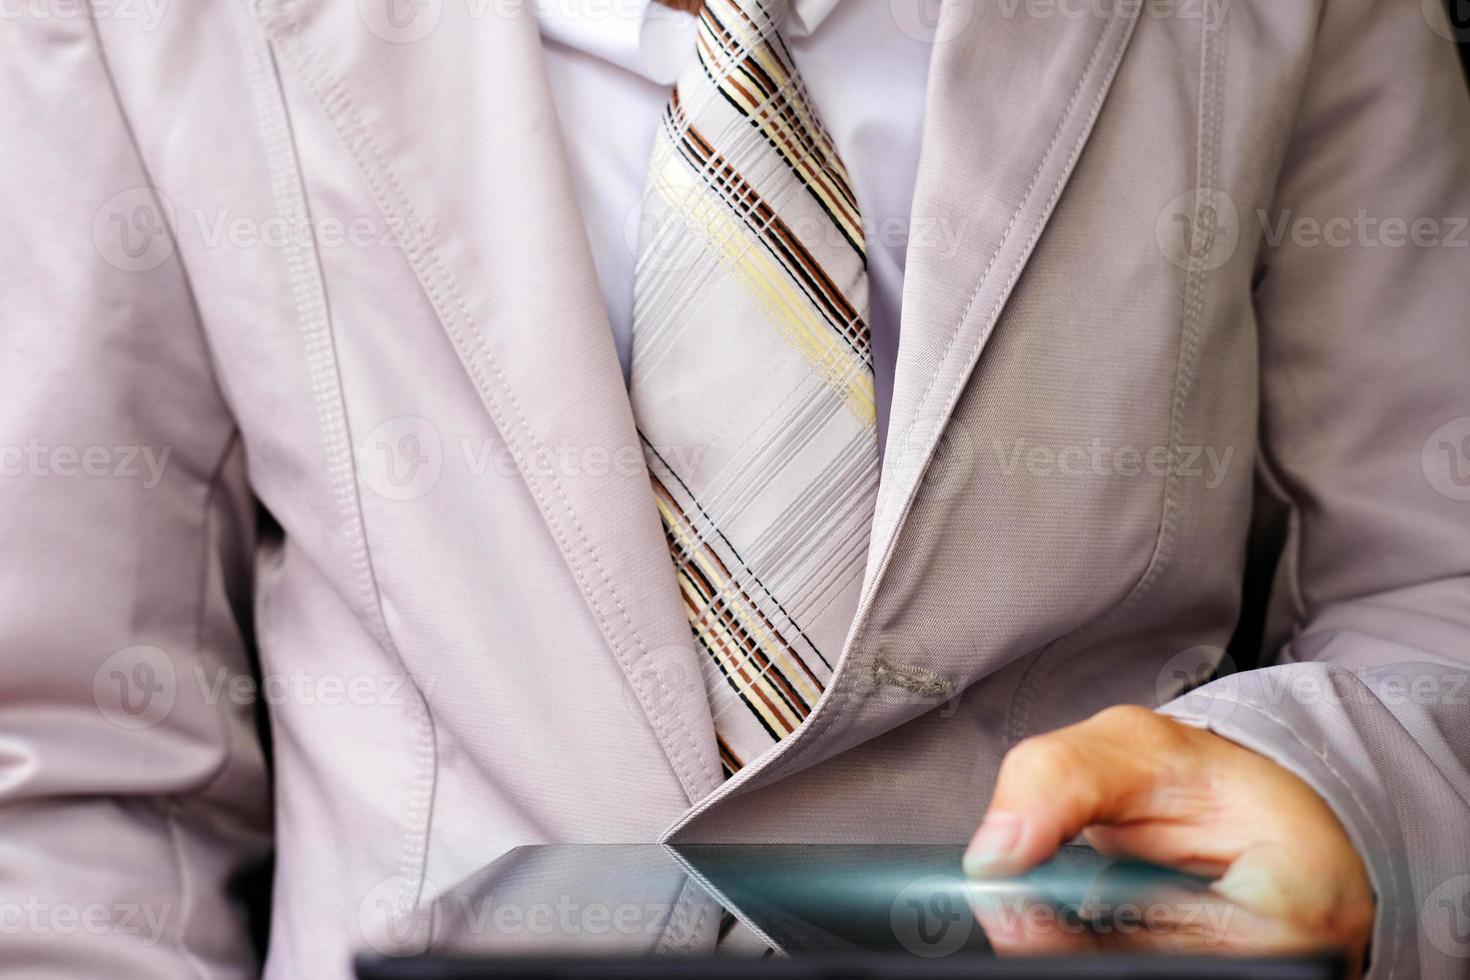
[963,706,1374,971]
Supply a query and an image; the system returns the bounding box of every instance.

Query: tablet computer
[354,844,1342,979]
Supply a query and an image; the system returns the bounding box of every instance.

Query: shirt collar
[533,0,845,85]
[785,0,843,37]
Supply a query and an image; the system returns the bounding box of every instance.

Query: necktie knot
[686,0,794,85]
[714,0,794,34]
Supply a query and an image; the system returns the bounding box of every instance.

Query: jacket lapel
[868,0,1144,615]
[253,0,723,802]
[666,0,1143,829]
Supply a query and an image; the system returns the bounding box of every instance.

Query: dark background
[1453,0,1470,80]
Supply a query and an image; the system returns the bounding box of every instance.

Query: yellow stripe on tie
[652,159,876,426]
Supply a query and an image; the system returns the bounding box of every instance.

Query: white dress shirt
[533,0,933,441]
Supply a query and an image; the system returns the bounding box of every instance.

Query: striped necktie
[629,0,878,777]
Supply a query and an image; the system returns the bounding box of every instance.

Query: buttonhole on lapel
[870,655,953,699]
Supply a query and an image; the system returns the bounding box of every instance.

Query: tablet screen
[354,844,1341,978]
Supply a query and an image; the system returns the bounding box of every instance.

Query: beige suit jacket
[2,0,1468,976]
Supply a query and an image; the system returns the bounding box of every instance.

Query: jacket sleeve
[0,12,272,979]
[1161,1,1470,976]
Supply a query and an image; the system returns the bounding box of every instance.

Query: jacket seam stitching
[236,0,441,929]
[260,0,717,799]
[1007,8,1226,745]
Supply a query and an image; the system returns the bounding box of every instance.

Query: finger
[1083,825,1231,879]
[965,706,1198,877]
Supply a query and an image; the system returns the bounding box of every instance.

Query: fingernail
[964,811,1023,877]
